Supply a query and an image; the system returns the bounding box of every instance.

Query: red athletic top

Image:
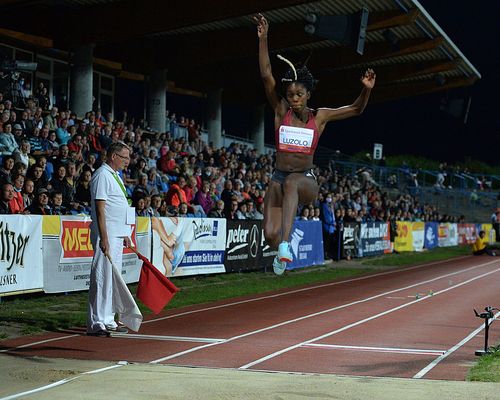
[275,109,320,156]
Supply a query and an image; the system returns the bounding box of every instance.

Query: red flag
[136,252,180,314]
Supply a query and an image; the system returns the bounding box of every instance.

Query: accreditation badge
[126,206,136,225]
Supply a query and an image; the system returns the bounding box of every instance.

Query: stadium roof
[1,0,481,105]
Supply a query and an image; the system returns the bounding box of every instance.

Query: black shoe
[106,325,129,334]
[86,329,110,337]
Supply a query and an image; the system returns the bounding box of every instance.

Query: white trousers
[87,236,124,333]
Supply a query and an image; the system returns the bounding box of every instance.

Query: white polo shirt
[90,163,132,238]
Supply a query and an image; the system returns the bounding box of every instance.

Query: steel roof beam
[314,76,477,106]
[316,59,461,87]
[58,0,309,46]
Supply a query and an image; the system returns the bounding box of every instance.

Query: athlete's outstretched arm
[254,14,286,115]
[317,69,376,124]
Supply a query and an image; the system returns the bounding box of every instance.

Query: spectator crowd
[0,88,470,261]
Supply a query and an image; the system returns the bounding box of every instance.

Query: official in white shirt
[87,142,142,336]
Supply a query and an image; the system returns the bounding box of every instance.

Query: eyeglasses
[115,153,130,160]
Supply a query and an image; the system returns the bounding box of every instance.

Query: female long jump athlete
[254,13,376,274]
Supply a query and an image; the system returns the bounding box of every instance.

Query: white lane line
[144,257,470,325]
[0,334,80,353]
[110,333,225,343]
[0,364,124,400]
[413,312,500,379]
[302,343,446,356]
[238,265,500,370]
[149,259,497,364]
[150,342,220,363]
[83,364,126,374]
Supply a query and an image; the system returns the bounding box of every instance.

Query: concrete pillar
[207,88,223,149]
[147,69,167,132]
[70,44,94,118]
[251,103,266,154]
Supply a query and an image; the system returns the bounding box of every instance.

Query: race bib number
[278,125,314,153]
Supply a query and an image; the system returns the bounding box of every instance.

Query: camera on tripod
[0,59,38,108]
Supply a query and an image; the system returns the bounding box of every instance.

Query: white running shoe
[278,241,293,263]
[273,256,286,275]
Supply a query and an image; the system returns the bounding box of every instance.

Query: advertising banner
[342,223,360,259]
[476,224,483,242]
[458,224,477,245]
[481,223,497,244]
[448,223,458,246]
[394,221,413,252]
[438,223,451,247]
[261,235,278,270]
[412,222,425,252]
[151,217,226,277]
[437,223,458,247]
[358,222,391,257]
[287,220,324,270]
[43,216,150,293]
[0,215,43,296]
[225,220,262,272]
[424,222,438,249]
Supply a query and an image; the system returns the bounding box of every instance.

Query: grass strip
[468,346,500,382]
[361,246,470,266]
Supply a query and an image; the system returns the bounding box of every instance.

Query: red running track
[1,255,499,381]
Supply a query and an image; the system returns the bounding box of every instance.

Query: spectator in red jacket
[67,134,84,161]
[158,150,177,174]
[9,173,25,213]
[165,176,187,207]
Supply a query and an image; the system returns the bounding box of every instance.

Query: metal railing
[321,157,500,195]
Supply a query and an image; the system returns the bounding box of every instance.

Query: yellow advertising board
[394,221,413,252]
[481,223,496,244]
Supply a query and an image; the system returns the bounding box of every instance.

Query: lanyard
[111,171,132,205]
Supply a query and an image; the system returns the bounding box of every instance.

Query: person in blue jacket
[321,193,336,260]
